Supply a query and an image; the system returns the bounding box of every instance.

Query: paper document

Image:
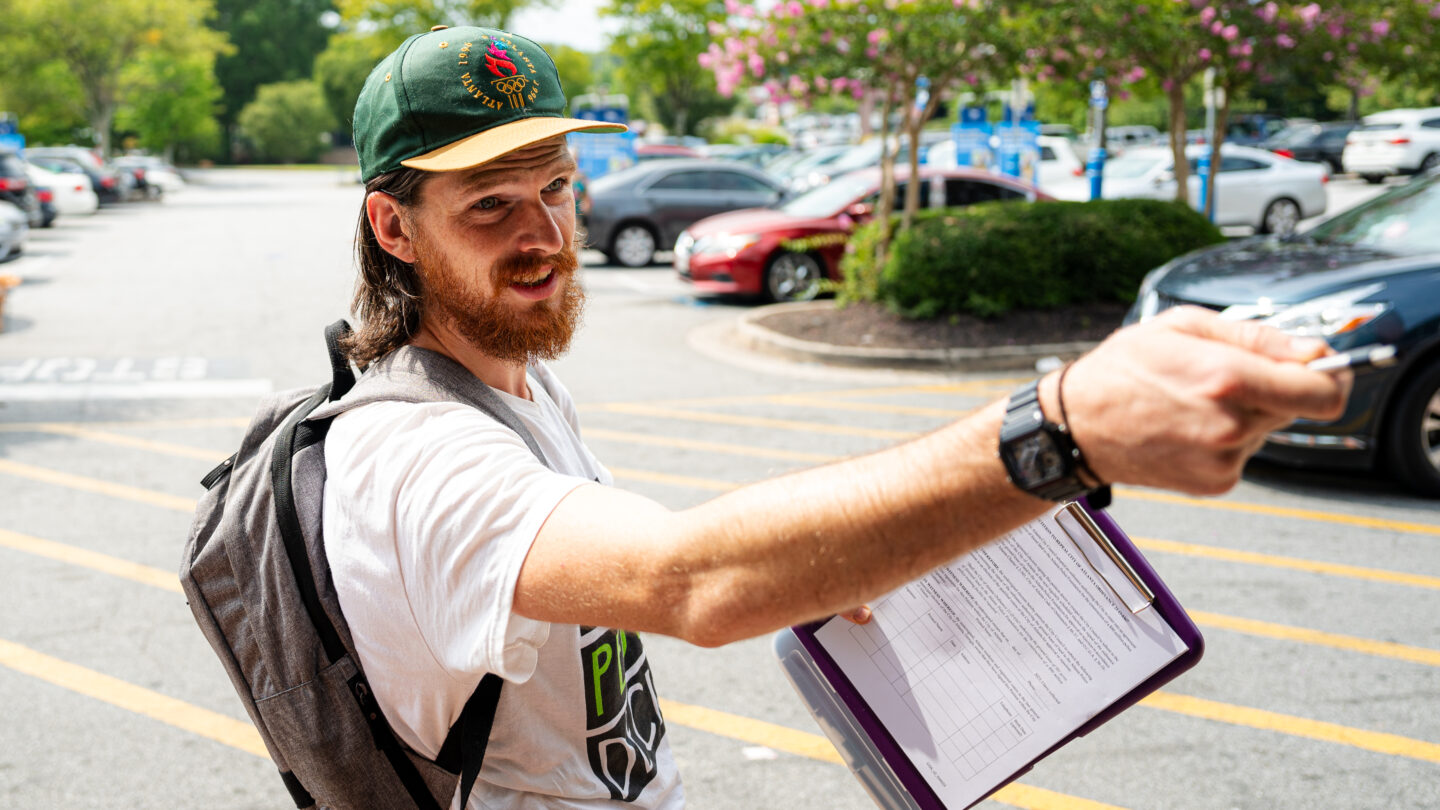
[813,505,1186,809]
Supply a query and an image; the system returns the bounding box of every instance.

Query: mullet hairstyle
[342,167,431,367]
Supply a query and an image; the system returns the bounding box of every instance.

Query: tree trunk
[901,87,943,232]
[1166,82,1189,205]
[91,105,116,159]
[1204,89,1231,221]
[870,82,901,298]
[1347,86,1360,121]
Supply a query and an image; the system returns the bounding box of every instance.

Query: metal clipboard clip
[1057,502,1155,614]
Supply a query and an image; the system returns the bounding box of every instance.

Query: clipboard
[774,498,1204,810]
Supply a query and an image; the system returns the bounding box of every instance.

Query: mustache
[492,242,580,284]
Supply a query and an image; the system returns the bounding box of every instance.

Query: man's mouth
[511,269,555,288]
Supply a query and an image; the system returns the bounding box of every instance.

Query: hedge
[840,199,1225,320]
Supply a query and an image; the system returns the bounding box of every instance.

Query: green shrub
[238,80,335,164]
[840,199,1225,320]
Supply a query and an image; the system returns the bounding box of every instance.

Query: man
[326,26,1350,809]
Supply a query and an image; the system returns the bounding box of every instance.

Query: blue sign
[1089,80,1109,110]
[0,133,24,153]
[996,120,1041,182]
[575,107,628,126]
[951,107,993,170]
[568,131,636,180]
[0,118,17,136]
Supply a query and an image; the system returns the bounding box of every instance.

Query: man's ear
[366,191,417,264]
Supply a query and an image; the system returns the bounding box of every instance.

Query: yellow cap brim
[400,117,628,173]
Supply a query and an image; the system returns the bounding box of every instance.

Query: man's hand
[1052,306,1352,496]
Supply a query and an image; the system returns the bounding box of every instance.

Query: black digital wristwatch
[998,378,1107,504]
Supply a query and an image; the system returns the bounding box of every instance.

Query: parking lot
[0,170,1436,809]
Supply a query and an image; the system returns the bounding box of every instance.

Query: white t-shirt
[323,361,683,809]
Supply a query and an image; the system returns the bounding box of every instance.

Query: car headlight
[1230,282,1390,338]
[1132,263,1174,322]
[691,233,762,258]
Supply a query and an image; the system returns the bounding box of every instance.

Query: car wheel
[1362,173,1386,185]
[1260,198,1301,236]
[610,224,657,268]
[1385,360,1440,498]
[1421,153,1440,175]
[764,251,824,303]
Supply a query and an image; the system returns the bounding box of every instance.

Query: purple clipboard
[775,499,1204,810]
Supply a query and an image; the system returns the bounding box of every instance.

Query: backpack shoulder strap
[308,341,554,810]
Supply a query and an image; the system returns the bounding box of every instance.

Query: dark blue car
[1126,171,1440,497]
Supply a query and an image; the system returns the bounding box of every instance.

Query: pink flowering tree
[701,0,1022,285]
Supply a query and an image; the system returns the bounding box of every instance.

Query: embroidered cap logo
[457,35,541,110]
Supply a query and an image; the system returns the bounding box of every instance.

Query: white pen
[1306,344,1398,374]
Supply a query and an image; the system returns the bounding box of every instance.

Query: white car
[114,155,187,194]
[1342,106,1440,183]
[26,162,98,216]
[1094,144,1327,235]
[925,135,1085,194]
[0,200,28,260]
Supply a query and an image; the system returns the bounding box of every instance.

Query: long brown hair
[342,167,430,367]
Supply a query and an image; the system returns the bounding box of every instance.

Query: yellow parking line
[583,429,838,464]
[0,638,267,758]
[12,423,229,462]
[0,459,196,512]
[1189,610,1440,668]
[0,529,181,594]
[587,403,917,440]
[1143,691,1440,764]
[1135,537,1440,591]
[766,394,974,419]
[0,417,250,431]
[608,467,739,492]
[1117,487,1440,537]
[658,699,1128,810]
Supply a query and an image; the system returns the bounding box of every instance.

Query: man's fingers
[1224,354,1351,420]
[1160,306,1331,362]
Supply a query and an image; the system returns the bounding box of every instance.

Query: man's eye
[545,178,569,192]
[476,197,500,210]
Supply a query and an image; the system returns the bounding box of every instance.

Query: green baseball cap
[354,26,626,183]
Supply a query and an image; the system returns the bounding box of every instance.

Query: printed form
[814,506,1186,809]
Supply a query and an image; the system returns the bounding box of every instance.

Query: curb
[735,301,1099,372]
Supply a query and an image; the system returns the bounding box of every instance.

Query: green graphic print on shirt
[580,626,666,801]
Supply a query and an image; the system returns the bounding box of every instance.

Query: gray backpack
[181,322,550,810]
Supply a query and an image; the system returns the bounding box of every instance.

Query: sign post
[1087,77,1108,201]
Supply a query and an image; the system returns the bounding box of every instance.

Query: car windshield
[780,172,875,217]
[1105,153,1168,179]
[1303,175,1440,253]
[1267,124,1320,147]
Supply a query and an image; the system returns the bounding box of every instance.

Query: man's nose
[515,196,567,256]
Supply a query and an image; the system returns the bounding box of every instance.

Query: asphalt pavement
[0,169,1436,810]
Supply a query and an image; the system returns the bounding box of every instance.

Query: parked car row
[0,145,182,264]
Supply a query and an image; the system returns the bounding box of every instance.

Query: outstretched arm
[515,307,1350,647]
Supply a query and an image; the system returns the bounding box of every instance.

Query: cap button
[430,24,448,31]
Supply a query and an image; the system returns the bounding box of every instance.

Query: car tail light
[101,176,116,188]
[1273,149,1294,159]
[1072,167,1085,176]
[74,183,85,192]
[1389,137,1411,145]
[0,177,25,192]
[37,189,53,203]
[133,169,146,181]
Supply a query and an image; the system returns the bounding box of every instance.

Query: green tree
[544,44,597,109]
[116,51,224,162]
[2,0,231,156]
[238,80,336,163]
[0,60,90,146]
[212,0,336,160]
[314,32,404,131]
[335,0,558,36]
[603,0,736,137]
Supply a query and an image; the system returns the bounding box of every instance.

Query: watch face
[1004,432,1066,487]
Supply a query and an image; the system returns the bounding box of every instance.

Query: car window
[648,171,709,191]
[1358,122,1402,132]
[1039,145,1056,161]
[1304,174,1440,254]
[709,171,773,192]
[779,172,877,217]
[944,179,1023,206]
[861,181,930,208]
[1317,129,1350,144]
[1219,156,1267,172]
[1423,119,1440,129]
[0,154,24,176]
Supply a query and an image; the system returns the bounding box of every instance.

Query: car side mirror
[1156,170,1175,185]
[848,202,874,218]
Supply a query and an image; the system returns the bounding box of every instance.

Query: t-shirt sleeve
[332,400,589,684]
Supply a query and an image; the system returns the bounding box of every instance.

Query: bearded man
[321,25,1349,809]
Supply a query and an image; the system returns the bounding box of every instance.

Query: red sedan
[675,167,1050,302]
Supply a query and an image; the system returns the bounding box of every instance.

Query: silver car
[0,199,28,261]
[581,159,784,267]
